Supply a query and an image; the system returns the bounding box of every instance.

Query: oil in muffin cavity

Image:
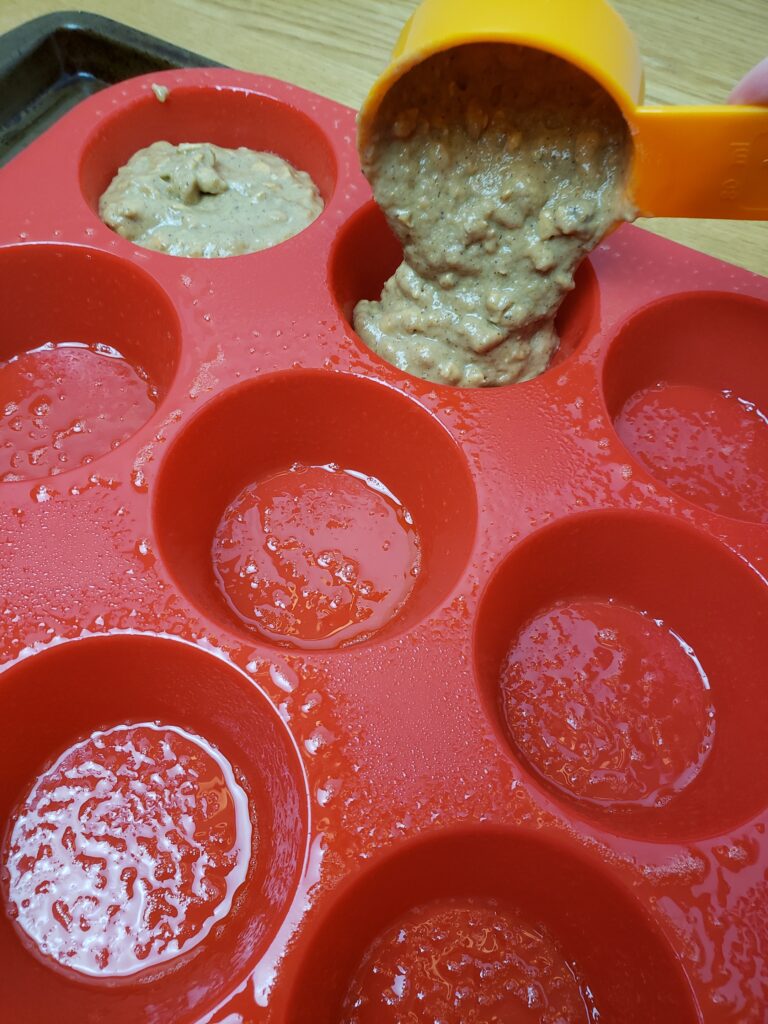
[615,382,768,524]
[341,897,599,1023]
[501,598,715,809]
[0,341,158,482]
[212,462,421,648]
[2,723,252,977]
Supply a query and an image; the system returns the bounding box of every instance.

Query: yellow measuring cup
[358,0,768,220]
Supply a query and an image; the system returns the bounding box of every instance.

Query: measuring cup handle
[631,104,768,220]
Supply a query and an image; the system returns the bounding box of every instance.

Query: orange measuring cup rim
[358,0,768,221]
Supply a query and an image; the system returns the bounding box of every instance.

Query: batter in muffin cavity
[100,141,323,258]
[355,45,634,387]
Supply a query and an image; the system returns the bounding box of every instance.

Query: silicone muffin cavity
[153,370,477,649]
[0,634,307,1024]
[475,511,768,841]
[283,828,698,1023]
[0,244,179,482]
[603,292,768,524]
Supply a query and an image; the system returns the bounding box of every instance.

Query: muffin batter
[355,45,633,387]
[100,141,323,257]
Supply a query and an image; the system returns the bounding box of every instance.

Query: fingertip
[729,56,768,105]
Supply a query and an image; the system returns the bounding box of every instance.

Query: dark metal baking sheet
[0,11,221,166]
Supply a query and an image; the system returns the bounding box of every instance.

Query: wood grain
[0,0,765,273]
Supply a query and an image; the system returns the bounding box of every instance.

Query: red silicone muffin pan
[0,66,766,1024]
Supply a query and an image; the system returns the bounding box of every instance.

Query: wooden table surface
[1,0,766,273]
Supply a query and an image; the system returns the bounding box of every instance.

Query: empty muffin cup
[153,371,477,649]
[604,292,768,524]
[282,827,697,1023]
[475,510,768,841]
[0,245,179,482]
[0,634,307,1024]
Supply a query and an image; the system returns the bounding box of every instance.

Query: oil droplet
[31,483,52,503]
[269,663,297,693]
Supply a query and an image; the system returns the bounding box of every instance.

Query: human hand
[729,56,768,104]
